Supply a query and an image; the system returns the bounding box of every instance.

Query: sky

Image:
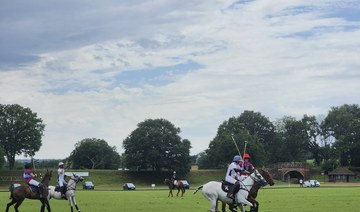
[1,0,360,160]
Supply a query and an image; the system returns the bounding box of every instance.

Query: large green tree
[122,118,191,174]
[322,104,360,166]
[0,104,45,170]
[302,114,334,166]
[68,138,120,169]
[0,146,5,168]
[200,111,275,169]
[237,111,278,164]
[274,116,310,162]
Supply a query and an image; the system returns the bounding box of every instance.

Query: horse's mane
[41,170,52,184]
[257,168,274,185]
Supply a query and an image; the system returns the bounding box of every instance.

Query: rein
[250,174,267,186]
[239,173,267,192]
[66,177,81,191]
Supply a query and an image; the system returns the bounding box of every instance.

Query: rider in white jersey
[225,155,244,199]
[58,162,67,199]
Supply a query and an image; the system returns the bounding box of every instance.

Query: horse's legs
[6,199,16,212]
[221,200,226,212]
[254,201,259,212]
[248,199,258,212]
[6,199,19,212]
[238,204,244,212]
[215,200,219,212]
[210,199,218,212]
[221,203,238,212]
[176,188,180,197]
[14,199,24,212]
[168,189,173,197]
[72,196,81,212]
[181,188,185,197]
[40,199,46,212]
[44,199,51,212]
[68,196,74,212]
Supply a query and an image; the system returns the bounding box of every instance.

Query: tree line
[198,105,360,172]
[1,103,360,174]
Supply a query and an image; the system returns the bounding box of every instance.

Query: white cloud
[1,0,360,159]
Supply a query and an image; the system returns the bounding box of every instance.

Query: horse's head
[41,169,53,185]
[252,169,268,186]
[72,173,84,183]
[257,169,274,186]
[164,178,171,185]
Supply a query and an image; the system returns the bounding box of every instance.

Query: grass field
[1,186,359,211]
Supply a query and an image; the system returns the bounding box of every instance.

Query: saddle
[55,185,67,192]
[55,186,61,192]
[9,183,21,191]
[221,180,241,195]
[221,180,233,192]
[29,185,42,195]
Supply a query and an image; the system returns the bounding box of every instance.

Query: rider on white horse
[225,155,245,200]
[57,162,67,199]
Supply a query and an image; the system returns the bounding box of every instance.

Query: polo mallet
[31,156,42,178]
[243,140,248,156]
[31,156,36,173]
[231,134,241,156]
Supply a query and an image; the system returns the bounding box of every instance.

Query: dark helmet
[24,163,31,169]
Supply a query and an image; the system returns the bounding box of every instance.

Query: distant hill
[0,169,226,190]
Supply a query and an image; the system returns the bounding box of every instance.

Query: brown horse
[164,178,185,197]
[6,169,53,212]
[247,169,274,212]
[221,169,275,212]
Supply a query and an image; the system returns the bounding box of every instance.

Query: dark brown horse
[6,169,53,212]
[222,169,275,212]
[247,169,274,212]
[164,178,185,197]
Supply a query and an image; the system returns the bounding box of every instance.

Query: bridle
[67,175,83,191]
[240,169,268,192]
[251,170,268,187]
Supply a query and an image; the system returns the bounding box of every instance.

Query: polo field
[1,186,359,211]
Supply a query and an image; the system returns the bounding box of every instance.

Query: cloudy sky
[1,0,359,159]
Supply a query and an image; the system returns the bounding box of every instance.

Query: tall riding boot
[60,186,67,199]
[226,181,240,200]
[38,183,44,198]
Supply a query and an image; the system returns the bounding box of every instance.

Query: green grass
[2,186,359,212]
[258,187,360,212]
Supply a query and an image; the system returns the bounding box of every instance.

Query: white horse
[193,170,268,212]
[48,173,84,212]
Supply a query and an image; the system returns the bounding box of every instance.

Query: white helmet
[173,171,176,174]
[58,162,64,166]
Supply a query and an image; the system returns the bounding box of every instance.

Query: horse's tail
[193,185,203,195]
